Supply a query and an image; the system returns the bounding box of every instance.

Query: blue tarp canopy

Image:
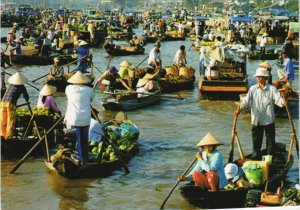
[269,9,292,16]
[123,10,138,15]
[229,16,253,23]
[16,10,40,15]
[56,9,65,15]
[194,17,209,22]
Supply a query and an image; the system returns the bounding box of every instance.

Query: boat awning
[229,16,253,23]
[194,17,209,22]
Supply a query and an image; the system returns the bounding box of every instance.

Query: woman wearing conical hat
[37,84,61,116]
[76,40,90,73]
[177,133,228,191]
[64,71,94,165]
[1,72,29,139]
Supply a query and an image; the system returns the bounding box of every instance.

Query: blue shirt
[77,46,89,61]
[187,150,228,189]
[11,43,22,55]
[283,58,294,81]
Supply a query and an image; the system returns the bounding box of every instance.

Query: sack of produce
[179,66,195,79]
[165,65,179,76]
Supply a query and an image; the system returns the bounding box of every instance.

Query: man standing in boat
[235,68,285,159]
[76,41,90,73]
[148,41,162,71]
[174,45,187,68]
[64,71,94,165]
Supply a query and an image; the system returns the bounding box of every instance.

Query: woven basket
[179,66,195,79]
[165,66,179,76]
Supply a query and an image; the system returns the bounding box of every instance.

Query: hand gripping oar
[9,115,64,174]
[160,157,197,209]
[4,71,40,91]
[91,106,130,174]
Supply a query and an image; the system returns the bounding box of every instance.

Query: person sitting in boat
[76,41,90,73]
[148,41,162,70]
[277,50,295,89]
[1,72,29,140]
[104,36,116,50]
[174,45,187,67]
[281,37,294,60]
[235,68,285,159]
[10,38,22,56]
[93,66,132,92]
[177,132,228,192]
[136,70,161,98]
[129,35,142,48]
[48,57,65,80]
[37,84,61,116]
[224,163,249,189]
[119,60,133,87]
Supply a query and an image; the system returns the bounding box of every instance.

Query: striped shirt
[2,84,29,105]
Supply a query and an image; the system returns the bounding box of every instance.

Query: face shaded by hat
[224,163,238,180]
[109,66,118,73]
[8,72,28,85]
[40,84,57,96]
[253,67,269,77]
[67,71,91,84]
[196,132,223,147]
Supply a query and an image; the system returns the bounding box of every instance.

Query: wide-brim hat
[79,40,88,46]
[40,84,57,96]
[8,72,28,85]
[120,60,131,67]
[106,35,113,39]
[253,67,269,77]
[224,163,239,179]
[67,71,91,84]
[196,132,223,147]
[259,61,271,69]
[15,38,22,43]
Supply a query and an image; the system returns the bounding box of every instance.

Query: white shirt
[65,84,94,127]
[240,84,285,126]
[173,49,186,66]
[260,36,267,47]
[148,48,161,65]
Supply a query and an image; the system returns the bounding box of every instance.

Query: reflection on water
[1,25,299,209]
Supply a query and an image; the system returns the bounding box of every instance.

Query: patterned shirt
[2,84,29,105]
[50,66,64,77]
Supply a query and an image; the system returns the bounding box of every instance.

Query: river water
[1,26,299,210]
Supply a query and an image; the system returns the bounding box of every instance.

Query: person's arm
[118,78,132,91]
[198,152,223,172]
[93,71,108,89]
[272,86,285,108]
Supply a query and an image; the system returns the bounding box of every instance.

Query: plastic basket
[244,168,263,185]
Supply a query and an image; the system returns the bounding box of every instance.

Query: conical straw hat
[259,61,271,69]
[78,40,88,46]
[8,72,28,85]
[40,84,57,96]
[196,132,223,147]
[67,71,91,84]
[120,60,131,67]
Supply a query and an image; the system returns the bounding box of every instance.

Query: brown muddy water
[1,26,299,210]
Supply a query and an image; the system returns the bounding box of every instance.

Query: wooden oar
[91,106,130,174]
[44,129,51,162]
[4,71,40,91]
[228,107,239,163]
[279,89,299,161]
[9,115,64,174]
[134,55,149,68]
[160,157,197,209]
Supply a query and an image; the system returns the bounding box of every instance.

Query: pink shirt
[37,95,60,112]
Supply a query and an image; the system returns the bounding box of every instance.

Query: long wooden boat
[101,91,161,111]
[180,143,293,209]
[248,52,279,60]
[9,54,77,66]
[161,34,186,41]
[158,77,195,93]
[199,59,248,100]
[45,119,140,178]
[105,46,145,56]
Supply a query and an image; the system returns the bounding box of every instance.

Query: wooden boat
[105,45,145,56]
[146,36,159,43]
[158,76,195,93]
[45,119,140,178]
[248,52,280,60]
[180,143,294,209]
[101,90,161,111]
[199,59,248,100]
[8,54,77,66]
[161,34,186,41]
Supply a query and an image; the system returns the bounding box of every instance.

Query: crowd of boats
[1,3,299,209]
